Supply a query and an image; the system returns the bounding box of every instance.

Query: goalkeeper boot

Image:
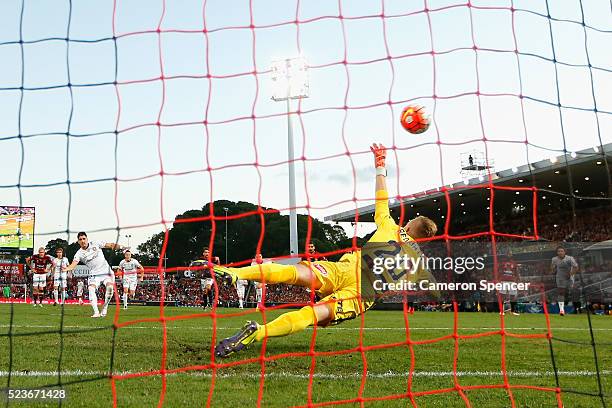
[215,321,259,358]
[211,265,238,286]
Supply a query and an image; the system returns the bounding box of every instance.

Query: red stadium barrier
[0,263,24,278]
[0,298,99,305]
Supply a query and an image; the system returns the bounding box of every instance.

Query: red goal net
[1,0,610,407]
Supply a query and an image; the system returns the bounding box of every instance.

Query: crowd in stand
[532,207,610,242]
[119,278,311,307]
[0,275,311,307]
[0,280,28,300]
[456,206,610,243]
[518,206,609,242]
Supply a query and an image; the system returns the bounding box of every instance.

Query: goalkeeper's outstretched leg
[212,262,344,358]
[215,303,330,358]
[212,262,319,290]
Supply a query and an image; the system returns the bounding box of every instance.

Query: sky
[0,0,611,256]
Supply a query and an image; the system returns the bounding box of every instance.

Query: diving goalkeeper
[213,143,438,357]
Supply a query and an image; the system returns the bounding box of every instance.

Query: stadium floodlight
[271,57,310,257]
[271,57,309,101]
[223,207,229,263]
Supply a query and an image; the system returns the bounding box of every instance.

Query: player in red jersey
[307,243,327,261]
[25,247,53,307]
[189,247,221,309]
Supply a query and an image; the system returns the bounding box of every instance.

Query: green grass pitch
[0,304,610,407]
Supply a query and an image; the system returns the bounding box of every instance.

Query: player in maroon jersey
[498,254,521,316]
[25,247,53,307]
[307,243,328,261]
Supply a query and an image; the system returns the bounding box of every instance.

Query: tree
[136,231,166,265]
[45,238,69,253]
[105,248,127,267]
[136,200,351,267]
[44,238,80,259]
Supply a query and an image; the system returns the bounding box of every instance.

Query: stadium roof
[325,143,611,229]
[585,240,612,252]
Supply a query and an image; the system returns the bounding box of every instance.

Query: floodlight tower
[270,57,309,257]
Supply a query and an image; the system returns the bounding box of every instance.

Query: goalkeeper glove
[370,143,386,169]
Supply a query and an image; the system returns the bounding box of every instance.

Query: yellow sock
[234,263,298,285]
[255,306,316,341]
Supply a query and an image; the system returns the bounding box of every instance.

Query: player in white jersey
[118,250,144,309]
[235,278,248,309]
[76,280,85,305]
[250,254,271,311]
[50,247,70,305]
[63,232,127,318]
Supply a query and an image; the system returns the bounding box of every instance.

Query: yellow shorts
[299,260,373,325]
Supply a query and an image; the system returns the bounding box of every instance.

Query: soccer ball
[400,105,429,134]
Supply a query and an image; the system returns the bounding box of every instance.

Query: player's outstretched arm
[371,143,387,193]
[370,143,392,227]
[64,259,79,272]
[104,242,127,251]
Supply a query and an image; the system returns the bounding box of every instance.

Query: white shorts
[33,274,47,288]
[123,275,138,291]
[54,272,68,288]
[88,273,113,289]
[236,280,247,298]
[201,278,213,289]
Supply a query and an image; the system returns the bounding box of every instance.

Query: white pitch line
[0,324,611,332]
[0,370,609,379]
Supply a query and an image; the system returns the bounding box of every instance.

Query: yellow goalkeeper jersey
[338,189,424,277]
